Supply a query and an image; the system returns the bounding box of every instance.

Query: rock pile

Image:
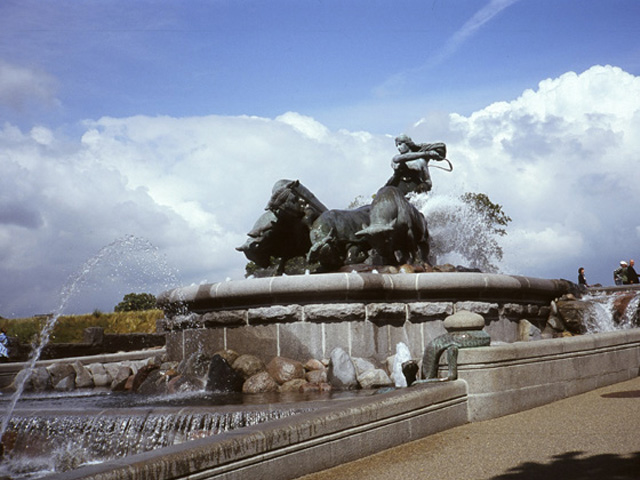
[12,346,403,395]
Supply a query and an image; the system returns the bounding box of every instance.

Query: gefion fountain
[2,135,640,480]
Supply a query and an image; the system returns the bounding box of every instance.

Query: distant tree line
[114,293,157,312]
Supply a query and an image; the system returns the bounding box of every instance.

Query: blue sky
[4,0,638,132]
[1,0,640,317]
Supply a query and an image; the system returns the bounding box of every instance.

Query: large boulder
[87,363,111,387]
[72,361,94,389]
[279,378,308,392]
[110,366,133,391]
[232,354,266,380]
[300,382,332,393]
[305,369,327,384]
[130,364,159,392]
[358,369,393,389]
[29,367,52,391]
[352,357,377,377]
[612,293,640,326]
[47,362,75,388]
[205,354,244,393]
[556,299,601,334]
[304,358,326,371]
[242,371,279,394]
[179,352,212,379]
[267,356,305,385]
[54,375,76,392]
[213,349,240,366]
[328,347,358,390]
[137,369,170,395]
[518,319,542,341]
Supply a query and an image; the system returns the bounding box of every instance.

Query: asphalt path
[298,376,640,480]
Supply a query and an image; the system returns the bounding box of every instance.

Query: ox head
[236,238,271,268]
[307,228,341,269]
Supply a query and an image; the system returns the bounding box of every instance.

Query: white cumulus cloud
[411,65,640,282]
[0,64,638,317]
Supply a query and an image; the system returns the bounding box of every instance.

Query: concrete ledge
[51,381,468,480]
[455,329,640,421]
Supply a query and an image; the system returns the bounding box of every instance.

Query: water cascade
[2,403,309,478]
[579,290,640,333]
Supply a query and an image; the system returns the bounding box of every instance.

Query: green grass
[0,310,164,344]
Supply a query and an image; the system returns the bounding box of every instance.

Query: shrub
[0,310,164,344]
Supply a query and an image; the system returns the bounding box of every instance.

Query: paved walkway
[298,376,640,480]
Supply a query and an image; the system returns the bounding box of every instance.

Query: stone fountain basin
[7,328,638,480]
[157,272,577,364]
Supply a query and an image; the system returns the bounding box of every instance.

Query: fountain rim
[157,272,576,313]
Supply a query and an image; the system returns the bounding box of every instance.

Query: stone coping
[158,273,574,314]
[459,328,640,365]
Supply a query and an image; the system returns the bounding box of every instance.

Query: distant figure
[614,261,629,285]
[385,134,449,196]
[627,259,639,284]
[578,267,589,287]
[0,327,9,361]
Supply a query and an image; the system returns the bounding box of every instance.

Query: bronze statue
[237,135,450,274]
[385,134,450,196]
[307,205,372,271]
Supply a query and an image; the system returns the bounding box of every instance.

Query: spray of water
[0,234,181,444]
[409,192,506,272]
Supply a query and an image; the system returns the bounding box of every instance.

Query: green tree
[347,194,372,209]
[460,192,511,236]
[114,293,157,312]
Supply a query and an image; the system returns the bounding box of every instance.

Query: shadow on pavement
[492,451,640,479]
[601,390,640,398]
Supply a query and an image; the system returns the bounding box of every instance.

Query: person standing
[627,259,639,284]
[614,261,629,285]
[578,267,589,287]
[0,327,9,361]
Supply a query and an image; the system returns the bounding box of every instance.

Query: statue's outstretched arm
[392,150,441,165]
